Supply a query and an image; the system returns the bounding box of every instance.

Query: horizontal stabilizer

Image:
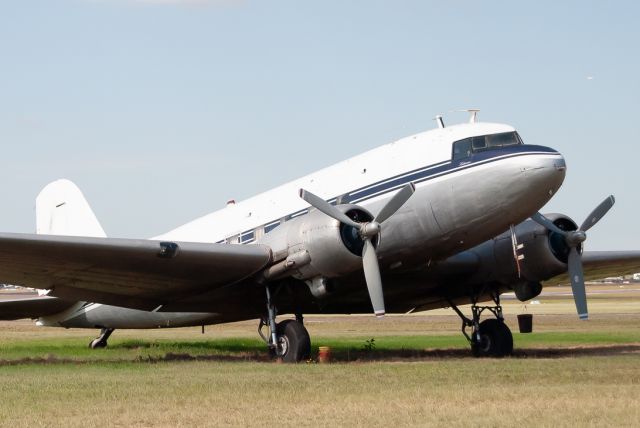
[0,295,77,320]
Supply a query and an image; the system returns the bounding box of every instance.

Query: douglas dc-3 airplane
[1,112,639,361]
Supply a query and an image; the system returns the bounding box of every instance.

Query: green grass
[2,330,639,363]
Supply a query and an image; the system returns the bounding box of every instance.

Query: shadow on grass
[511,344,640,358]
[316,344,640,362]
[113,339,266,353]
[1,344,638,366]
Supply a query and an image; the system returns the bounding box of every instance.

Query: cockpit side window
[451,131,523,160]
[472,135,487,150]
[486,132,521,148]
[452,138,472,160]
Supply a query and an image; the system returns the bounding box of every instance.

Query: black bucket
[517,314,533,333]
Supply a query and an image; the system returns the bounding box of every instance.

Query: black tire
[471,319,513,357]
[273,320,311,363]
[89,339,107,349]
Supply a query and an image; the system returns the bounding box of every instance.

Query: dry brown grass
[0,357,639,427]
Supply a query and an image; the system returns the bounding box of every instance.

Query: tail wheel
[471,319,513,357]
[272,320,311,363]
[89,338,107,349]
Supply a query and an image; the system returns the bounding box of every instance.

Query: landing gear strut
[258,285,311,363]
[89,328,114,349]
[449,290,513,357]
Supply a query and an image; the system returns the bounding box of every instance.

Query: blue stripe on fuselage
[238,145,559,240]
[345,145,558,204]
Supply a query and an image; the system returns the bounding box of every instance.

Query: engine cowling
[259,204,377,292]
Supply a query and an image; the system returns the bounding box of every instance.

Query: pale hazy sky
[0,1,638,250]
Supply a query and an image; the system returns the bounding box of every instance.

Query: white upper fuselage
[155,122,524,245]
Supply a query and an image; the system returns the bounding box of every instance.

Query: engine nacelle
[259,204,375,286]
[460,214,579,301]
[492,213,579,287]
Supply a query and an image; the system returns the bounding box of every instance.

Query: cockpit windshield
[452,132,523,161]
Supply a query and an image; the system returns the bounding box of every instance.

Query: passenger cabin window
[452,132,522,160]
[240,230,255,244]
[264,220,281,234]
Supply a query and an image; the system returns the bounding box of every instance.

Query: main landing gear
[89,328,114,349]
[258,285,311,363]
[449,291,513,357]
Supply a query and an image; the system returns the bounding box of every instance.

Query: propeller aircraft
[1,112,638,361]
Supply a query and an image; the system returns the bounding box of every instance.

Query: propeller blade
[580,195,615,232]
[299,189,361,229]
[531,212,567,236]
[568,247,588,320]
[362,239,385,318]
[374,183,416,224]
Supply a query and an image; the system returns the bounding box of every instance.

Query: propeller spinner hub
[566,230,587,247]
[360,221,381,239]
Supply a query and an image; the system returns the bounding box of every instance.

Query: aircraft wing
[0,233,272,311]
[544,250,640,286]
[0,295,77,320]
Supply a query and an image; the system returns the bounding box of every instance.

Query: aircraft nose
[552,154,567,173]
[523,149,566,197]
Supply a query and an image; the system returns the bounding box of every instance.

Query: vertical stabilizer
[36,179,107,238]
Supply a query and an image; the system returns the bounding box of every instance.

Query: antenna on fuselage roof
[451,109,480,123]
[433,114,445,129]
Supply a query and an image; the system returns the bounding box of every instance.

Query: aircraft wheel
[89,338,107,349]
[89,328,113,349]
[271,320,311,363]
[471,319,513,357]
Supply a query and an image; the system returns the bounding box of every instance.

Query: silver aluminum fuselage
[43,143,566,328]
[370,147,566,263]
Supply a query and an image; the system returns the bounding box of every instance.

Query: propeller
[299,183,415,318]
[531,195,615,320]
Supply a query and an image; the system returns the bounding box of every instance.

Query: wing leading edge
[544,250,640,286]
[0,233,272,311]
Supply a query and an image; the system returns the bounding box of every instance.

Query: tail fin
[36,179,107,238]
